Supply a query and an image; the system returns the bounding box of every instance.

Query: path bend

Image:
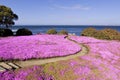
[0,36,89,69]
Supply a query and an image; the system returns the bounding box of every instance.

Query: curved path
[0,36,89,70]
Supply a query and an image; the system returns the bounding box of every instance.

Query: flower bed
[0,36,120,80]
[0,35,81,61]
[68,35,120,80]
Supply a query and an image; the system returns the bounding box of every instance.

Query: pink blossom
[0,35,81,60]
[69,36,120,80]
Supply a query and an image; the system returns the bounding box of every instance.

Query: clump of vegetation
[101,28,120,40]
[46,29,57,34]
[81,27,97,37]
[16,28,32,36]
[93,31,110,40]
[0,28,13,37]
[0,28,4,36]
[59,30,68,35]
[81,27,120,40]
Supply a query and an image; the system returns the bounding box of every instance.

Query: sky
[0,0,120,25]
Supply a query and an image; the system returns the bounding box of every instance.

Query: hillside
[0,35,120,80]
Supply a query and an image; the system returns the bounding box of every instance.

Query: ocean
[11,25,120,36]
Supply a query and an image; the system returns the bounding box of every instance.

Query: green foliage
[81,27,120,40]
[0,5,18,28]
[16,28,32,36]
[93,31,110,40]
[81,27,97,37]
[101,28,120,40]
[59,30,68,35]
[46,29,57,34]
[0,28,13,37]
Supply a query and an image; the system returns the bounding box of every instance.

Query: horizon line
[14,24,120,26]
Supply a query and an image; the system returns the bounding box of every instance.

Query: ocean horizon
[10,25,120,36]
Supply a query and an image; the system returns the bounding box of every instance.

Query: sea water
[11,25,120,36]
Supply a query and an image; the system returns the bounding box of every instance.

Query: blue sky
[0,0,120,25]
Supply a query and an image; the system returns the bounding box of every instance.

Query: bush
[16,28,32,36]
[4,29,13,36]
[93,31,110,40]
[0,28,13,37]
[0,28,4,36]
[101,28,120,40]
[46,29,57,34]
[81,27,97,37]
[112,34,120,40]
[59,30,68,35]
[81,27,120,40]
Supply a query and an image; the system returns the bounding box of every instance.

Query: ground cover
[0,35,81,61]
[0,35,120,80]
[68,36,120,80]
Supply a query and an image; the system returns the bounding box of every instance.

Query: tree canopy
[0,5,18,28]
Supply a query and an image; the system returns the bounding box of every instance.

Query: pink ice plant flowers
[0,35,120,80]
[69,35,120,80]
[0,35,81,60]
[0,66,54,80]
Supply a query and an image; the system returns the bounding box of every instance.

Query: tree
[0,5,18,28]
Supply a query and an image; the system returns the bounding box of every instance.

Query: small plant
[59,30,68,35]
[16,28,32,36]
[46,29,57,34]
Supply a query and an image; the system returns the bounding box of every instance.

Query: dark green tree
[0,5,18,28]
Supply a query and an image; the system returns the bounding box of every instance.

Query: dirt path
[14,36,89,67]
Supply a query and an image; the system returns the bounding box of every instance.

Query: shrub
[4,29,13,36]
[101,28,120,40]
[0,28,4,36]
[46,29,57,34]
[81,27,97,37]
[16,28,32,36]
[59,30,68,35]
[81,27,120,40]
[93,31,110,40]
[0,28,13,37]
